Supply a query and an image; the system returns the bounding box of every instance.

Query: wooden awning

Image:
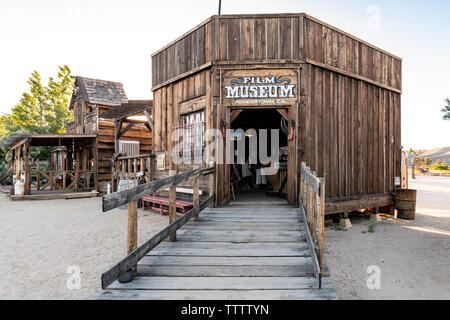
[0,133,97,148]
[98,100,153,122]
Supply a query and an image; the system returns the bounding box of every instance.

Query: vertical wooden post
[317,179,325,272]
[193,176,199,221]
[128,159,132,178]
[75,146,81,191]
[24,141,31,195]
[169,184,177,241]
[308,187,315,236]
[121,159,126,178]
[93,142,99,192]
[134,158,138,180]
[114,120,119,154]
[50,171,54,190]
[127,200,138,274]
[140,157,145,176]
[36,171,40,191]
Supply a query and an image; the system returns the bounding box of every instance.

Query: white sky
[0,0,449,150]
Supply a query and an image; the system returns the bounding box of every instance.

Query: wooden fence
[33,170,95,191]
[299,162,325,288]
[101,166,215,289]
[110,154,154,192]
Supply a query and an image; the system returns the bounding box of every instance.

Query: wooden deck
[9,190,99,201]
[91,197,337,300]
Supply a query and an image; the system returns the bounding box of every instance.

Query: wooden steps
[91,201,337,300]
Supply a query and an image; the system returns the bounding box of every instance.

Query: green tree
[442,97,450,121]
[4,65,74,134]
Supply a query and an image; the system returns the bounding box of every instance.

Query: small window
[177,110,205,160]
[119,140,140,156]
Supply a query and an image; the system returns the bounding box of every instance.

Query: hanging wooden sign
[222,69,298,106]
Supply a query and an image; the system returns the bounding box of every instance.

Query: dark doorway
[229,109,288,200]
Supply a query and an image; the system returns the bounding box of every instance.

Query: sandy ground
[0,196,168,299]
[325,176,450,300]
[0,176,449,300]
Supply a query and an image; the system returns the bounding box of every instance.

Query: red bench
[141,194,194,216]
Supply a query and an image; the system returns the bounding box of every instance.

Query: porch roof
[0,133,97,149]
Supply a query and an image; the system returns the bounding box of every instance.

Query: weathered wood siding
[153,68,210,153]
[152,19,212,88]
[152,14,401,92]
[302,15,402,91]
[299,64,401,201]
[151,13,402,211]
[98,121,152,181]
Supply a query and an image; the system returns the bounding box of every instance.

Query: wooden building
[66,76,153,192]
[1,133,99,199]
[150,13,403,214]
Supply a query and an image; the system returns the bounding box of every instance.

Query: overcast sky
[0,0,449,150]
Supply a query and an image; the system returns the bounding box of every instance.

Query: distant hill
[419,146,450,164]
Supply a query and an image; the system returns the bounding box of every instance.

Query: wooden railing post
[50,171,54,190]
[317,179,325,272]
[193,177,199,221]
[169,184,177,241]
[127,200,138,274]
[309,171,316,237]
[37,171,40,191]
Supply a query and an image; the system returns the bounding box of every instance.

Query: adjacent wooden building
[150,13,403,214]
[66,76,153,192]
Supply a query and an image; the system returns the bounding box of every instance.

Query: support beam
[117,122,135,139]
[143,109,153,132]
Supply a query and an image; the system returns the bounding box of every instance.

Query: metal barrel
[395,189,417,220]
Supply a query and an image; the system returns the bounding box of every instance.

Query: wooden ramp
[91,199,337,300]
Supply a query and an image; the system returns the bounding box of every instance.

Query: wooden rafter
[143,109,153,131]
[117,121,135,139]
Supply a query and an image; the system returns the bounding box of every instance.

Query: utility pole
[218,0,222,15]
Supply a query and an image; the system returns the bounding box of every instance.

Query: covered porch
[1,133,98,200]
[98,101,154,192]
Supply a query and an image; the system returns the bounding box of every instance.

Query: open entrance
[229,108,289,201]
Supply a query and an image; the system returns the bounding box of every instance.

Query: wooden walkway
[92,196,337,300]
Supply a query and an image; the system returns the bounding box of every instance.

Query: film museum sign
[222,69,298,106]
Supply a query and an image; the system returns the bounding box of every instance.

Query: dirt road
[325,176,450,299]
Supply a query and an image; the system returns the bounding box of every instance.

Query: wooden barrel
[395,189,417,220]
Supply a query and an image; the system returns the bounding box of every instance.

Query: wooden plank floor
[91,200,337,300]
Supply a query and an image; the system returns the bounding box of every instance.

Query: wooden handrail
[101,195,214,289]
[102,166,215,212]
[101,166,216,289]
[299,162,325,289]
[117,154,155,161]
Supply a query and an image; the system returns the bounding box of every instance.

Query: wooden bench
[141,187,203,216]
[141,195,193,216]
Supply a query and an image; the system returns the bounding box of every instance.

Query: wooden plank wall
[151,14,402,205]
[153,69,209,153]
[299,64,401,200]
[303,15,402,91]
[214,15,301,62]
[97,119,152,185]
[152,20,212,88]
[152,14,402,93]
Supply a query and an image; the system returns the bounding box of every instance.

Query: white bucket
[14,180,25,196]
